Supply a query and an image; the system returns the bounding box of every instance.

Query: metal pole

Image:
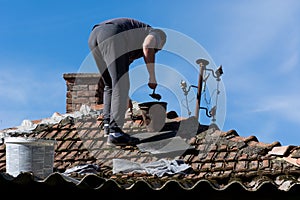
[195,58,209,122]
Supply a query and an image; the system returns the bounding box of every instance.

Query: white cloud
[0,69,31,104]
[214,0,300,67]
[251,94,300,124]
[0,63,66,130]
[277,33,300,74]
[214,1,300,134]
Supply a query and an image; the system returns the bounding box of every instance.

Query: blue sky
[1,0,300,146]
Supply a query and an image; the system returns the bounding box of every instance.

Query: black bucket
[138,101,168,132]
[138,101,167,112]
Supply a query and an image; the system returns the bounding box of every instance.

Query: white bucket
[4,137,56,179]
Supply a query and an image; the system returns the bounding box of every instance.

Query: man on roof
[88,17,167,146]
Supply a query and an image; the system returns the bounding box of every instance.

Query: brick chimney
[63,73,104,113]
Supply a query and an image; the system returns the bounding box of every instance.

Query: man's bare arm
[143,34,157,89]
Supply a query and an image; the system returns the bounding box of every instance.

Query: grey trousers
[88,24,130,132]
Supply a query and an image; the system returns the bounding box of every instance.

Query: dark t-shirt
[95,18,154,62]
[99,17,151,31]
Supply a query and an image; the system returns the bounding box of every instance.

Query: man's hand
[148,75,157,89]
[148,82,157,89]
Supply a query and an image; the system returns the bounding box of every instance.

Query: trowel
[149,88,161,101]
